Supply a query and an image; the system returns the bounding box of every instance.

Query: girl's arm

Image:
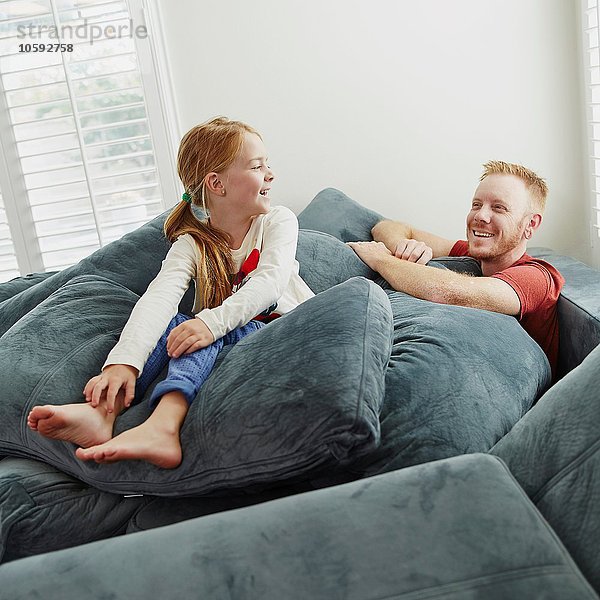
[196,205,298,340]
[103,234,197,374]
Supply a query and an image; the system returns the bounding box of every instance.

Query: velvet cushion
[529,247,600,378]
[491,343,600,592]
[345,291,551,478]
[0,273,392,496]
[0,457,146,563]
[297,187,482,278]
[298,189,550,478]
[0,197,550,558]
[0,272,57,304]
[297,187,385,242]
[0,454,595,599]
[0,212,193,339]
[296,229,377,292]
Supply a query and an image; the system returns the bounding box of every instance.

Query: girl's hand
[394,238,433,264]
[83,364,139,413]
[167,318,214,357]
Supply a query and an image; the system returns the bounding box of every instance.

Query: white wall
[158,0,589,262]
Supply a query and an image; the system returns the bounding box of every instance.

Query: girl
[27,117,315,469]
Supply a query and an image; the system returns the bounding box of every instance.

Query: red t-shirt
[449,240,564,376]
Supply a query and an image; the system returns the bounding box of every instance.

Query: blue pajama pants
[135,313,264,408]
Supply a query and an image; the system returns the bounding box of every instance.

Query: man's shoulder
[509,254,565,286]
[498,254,565,298]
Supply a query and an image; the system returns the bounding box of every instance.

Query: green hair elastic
[182,192,192,203]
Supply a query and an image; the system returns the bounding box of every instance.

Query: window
[0,0,179,283]
[582,0,600,264]
[0,190,19,281]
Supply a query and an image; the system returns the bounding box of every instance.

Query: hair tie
[182,192,192,203]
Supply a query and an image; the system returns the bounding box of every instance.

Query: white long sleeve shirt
[104,205,314,374]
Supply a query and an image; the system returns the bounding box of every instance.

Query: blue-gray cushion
[529,247,600,378]
[297,187,482,278]
[0,454,595,599]
[0,272,57,304]
[0,273,392,496]
[0,213,193,339]
[351,291,550,477]
[297,187,384,242]
[0,457,146,563]
[299,189,550,478]
[296,229,377,292]
[0,199,550,557]
[491,343,600,592]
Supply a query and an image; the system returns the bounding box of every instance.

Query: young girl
[27,117,315,469]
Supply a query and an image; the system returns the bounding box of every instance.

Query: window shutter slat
[583,0,600,243]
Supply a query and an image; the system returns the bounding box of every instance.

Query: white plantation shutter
[583,0,600,263]
[0,190,20,281]
[0,0,178,282]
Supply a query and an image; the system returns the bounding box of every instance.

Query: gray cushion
[0,457,146,563]
[0,454,595,599]
[529,247,600,379]
[0,198,550,556]
[0,272,57,304]
[0,273,392,496]
[0,212,194,339]
[297,187,384,242]
[299,189,550,478]
[344,290,551,478]
[491,343,600,592]
[0,274,137,464]
[297,187,482,278]
[296,229,378,292]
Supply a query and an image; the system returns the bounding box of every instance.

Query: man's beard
[468,218,528,260]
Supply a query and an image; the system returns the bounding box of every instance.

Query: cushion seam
[531,437,600,503]
[25,327,123,408]
[21,328,123,440]
[559,294,600,324]
[370,565,594,600]
[488,455,595,584]
[354,280,372,431]
[75,450,332,494]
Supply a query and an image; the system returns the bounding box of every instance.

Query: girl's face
[219,133,275,219]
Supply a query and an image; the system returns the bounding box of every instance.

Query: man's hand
[346,241,392,271]
[394,238,433,264]
[167,318,214,358]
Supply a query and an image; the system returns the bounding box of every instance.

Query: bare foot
[75,420,182,469]
[27,404,115,449]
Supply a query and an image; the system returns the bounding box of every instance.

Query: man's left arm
[348,241,521,316]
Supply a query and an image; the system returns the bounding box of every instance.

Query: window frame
[128,0,181,212]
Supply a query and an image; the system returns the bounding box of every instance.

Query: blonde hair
[164,117,261,309]
[480,160,548,212]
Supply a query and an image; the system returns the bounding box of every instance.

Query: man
[347,160,565,377]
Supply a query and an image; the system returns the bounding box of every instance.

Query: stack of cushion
[0,188,550,558]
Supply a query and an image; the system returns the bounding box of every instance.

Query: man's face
[466,173,534,260]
